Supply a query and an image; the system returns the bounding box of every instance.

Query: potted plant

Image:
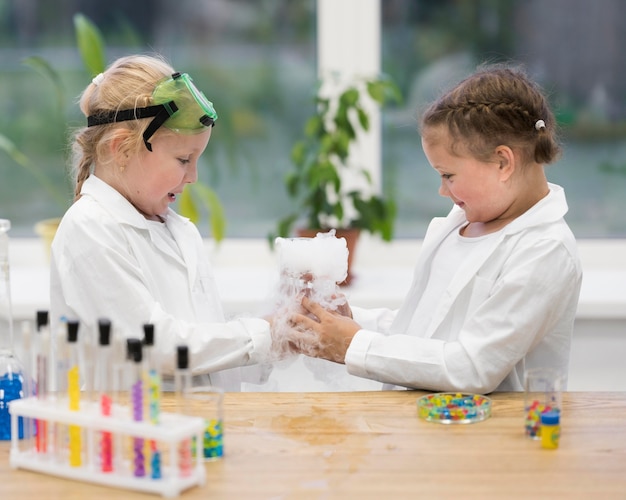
[271,74,402,284]
[0,14,226,254]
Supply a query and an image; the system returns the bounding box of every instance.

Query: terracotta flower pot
[295,227,361,286]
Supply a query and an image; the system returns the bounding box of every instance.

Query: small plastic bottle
[540,411,560,449]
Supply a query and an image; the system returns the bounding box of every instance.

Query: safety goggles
[87,72,218,151]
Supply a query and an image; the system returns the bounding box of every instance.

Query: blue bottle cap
[541,411,560,425]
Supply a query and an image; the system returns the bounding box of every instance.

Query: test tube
[66,319,82,467]
[20,321,33,444]
[143,324,161,479]
[111,333,132,473]
[49,318,64,397]
[53,320,70,461]
[143,324,161,419]
[129,339,145,477]
[97,318,113,473]
[35,310,49,454]
[175,345,193,477]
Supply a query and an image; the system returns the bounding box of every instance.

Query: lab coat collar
[436,183,568,242]
[502,182,568,233]
[81,175,197,272]
[81,174,155,229]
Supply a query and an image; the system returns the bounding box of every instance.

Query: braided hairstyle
[420,64,561,166]
[70,54,174,201]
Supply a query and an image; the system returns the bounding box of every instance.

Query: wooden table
[1,391,626,499]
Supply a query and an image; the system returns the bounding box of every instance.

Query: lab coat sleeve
[351,305,397,333]
[345,237,581,393]
[150,304,272,375]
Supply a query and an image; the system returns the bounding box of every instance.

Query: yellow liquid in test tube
[68,365,81,466]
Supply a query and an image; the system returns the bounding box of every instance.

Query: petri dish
[417,392,492,424]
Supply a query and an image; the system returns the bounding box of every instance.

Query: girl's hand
[289,296,361,364]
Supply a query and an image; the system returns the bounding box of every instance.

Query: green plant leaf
[309,159,339,188]
[367,77,403,105]
[0,133,30,167]
[276,213,299,239]
[304,115,323,138]
[22,55,66,114]
[360,169,373,184]
[285,171,300,197]
[334,108,355,140]
[179,183,226,242]
[333,130,351,160]
[178,188,200,224]
[320,133,334,155]
[340,88,359,107]
[332,200,344,221]
[356,107,369,131]
[0,133,68,208]
[74,13,107,77]
[290,141,307,167]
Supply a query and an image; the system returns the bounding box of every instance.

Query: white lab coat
[347,183,582,393]
[50,175,272,391]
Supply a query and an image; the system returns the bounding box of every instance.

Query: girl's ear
[109,128,131,167]
[495,145,516,181]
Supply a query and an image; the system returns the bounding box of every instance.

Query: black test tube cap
[36,310,49,331]
[98,318,111,346]
[66,319,79,343]
[126,338,140,360]
[129,338,142,363]
[177,345,189,370]
[143,323,155,346]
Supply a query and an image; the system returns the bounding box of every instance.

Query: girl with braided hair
[290,64,582,393]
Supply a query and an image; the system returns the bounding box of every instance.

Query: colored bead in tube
[67,320,82,467]
[143,324,161,479]
[98,319,114,472]
[129,340,145,477]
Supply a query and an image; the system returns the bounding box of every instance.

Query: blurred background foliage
[1,0,625,237]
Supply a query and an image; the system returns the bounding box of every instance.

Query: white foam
[274,229,348,283]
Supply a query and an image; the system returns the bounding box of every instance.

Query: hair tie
[535,119,546,131]
[92,73,105,86]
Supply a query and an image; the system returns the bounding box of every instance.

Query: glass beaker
[0,219,26,440]
[523,367,563,439]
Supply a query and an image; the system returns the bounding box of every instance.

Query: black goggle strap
[86,100,179,151]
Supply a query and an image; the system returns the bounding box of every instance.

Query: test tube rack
[9,397,206,498]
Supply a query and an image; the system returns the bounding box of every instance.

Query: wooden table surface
[2,391,626,499]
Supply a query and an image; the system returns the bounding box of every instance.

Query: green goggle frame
[87,72,218,151]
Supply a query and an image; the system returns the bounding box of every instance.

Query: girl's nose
[438,180,450,197]
[186,163,198,183]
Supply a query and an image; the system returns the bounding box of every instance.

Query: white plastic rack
[9,397,206,498]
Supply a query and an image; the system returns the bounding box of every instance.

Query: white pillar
[317,0,382,192]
